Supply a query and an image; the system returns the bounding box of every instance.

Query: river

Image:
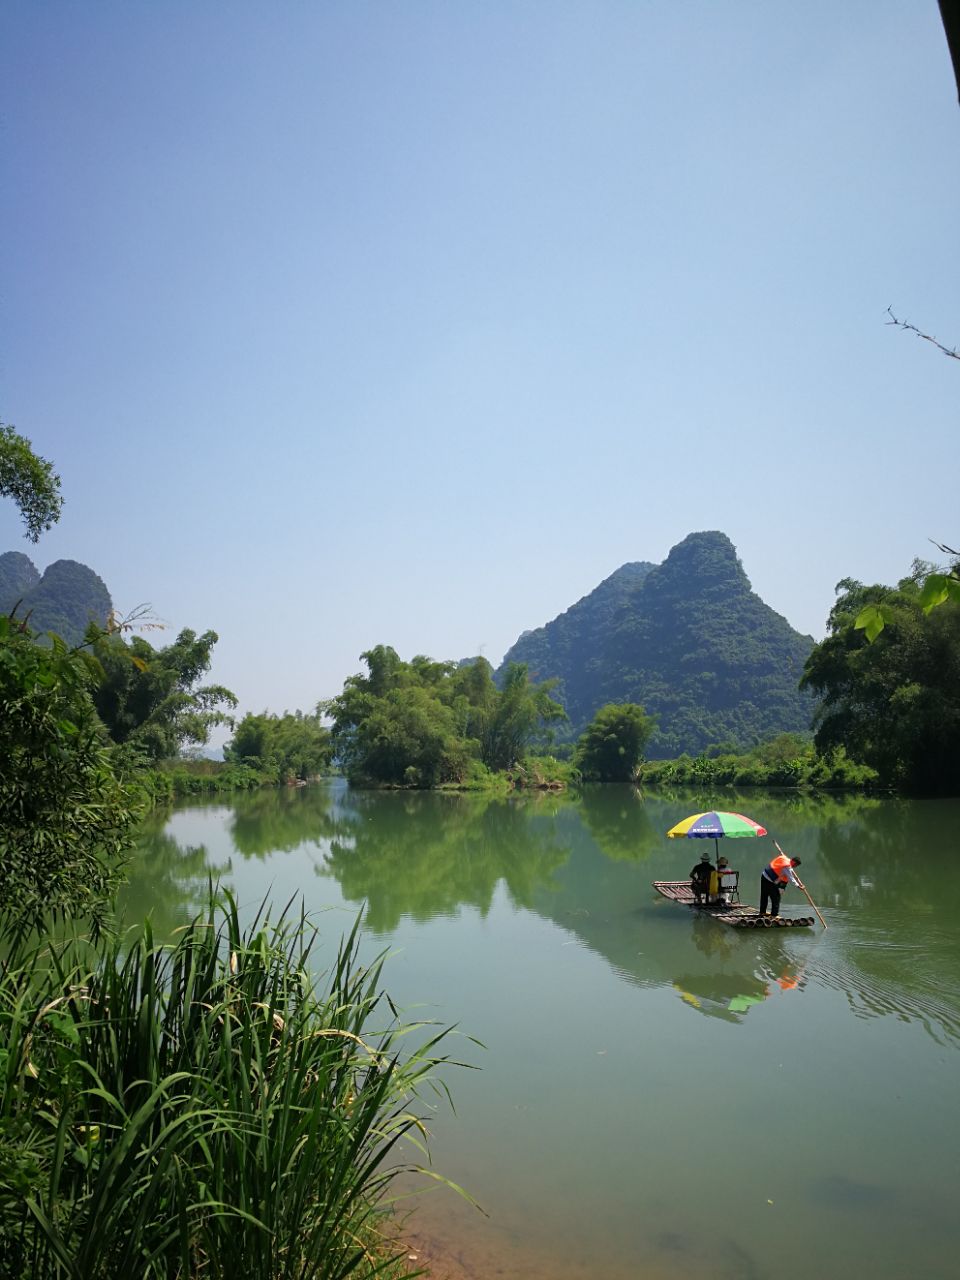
[121,782,960,1280]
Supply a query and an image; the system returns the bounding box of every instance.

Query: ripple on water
[805,923,960,1046]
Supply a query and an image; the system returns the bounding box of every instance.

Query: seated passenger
[689,853,712,904]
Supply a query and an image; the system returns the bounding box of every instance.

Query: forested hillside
[0,551,112,644]
[498,531,815,756]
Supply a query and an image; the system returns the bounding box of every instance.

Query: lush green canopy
[801,567,960,793]
[225,710,332,782]
[576,702,656,781]
[0,422,63,542]
[0,617,139,929]
[90,628,237,761]
[323,646,565,787]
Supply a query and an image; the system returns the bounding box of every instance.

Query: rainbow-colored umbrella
[666,810,767,861]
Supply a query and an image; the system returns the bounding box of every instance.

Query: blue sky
[2,2,958,735]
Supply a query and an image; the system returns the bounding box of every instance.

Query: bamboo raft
[652,881,815,929]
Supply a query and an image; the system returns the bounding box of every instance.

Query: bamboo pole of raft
[774,840,828,930]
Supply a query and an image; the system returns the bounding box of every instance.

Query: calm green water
[122,783,960,1280]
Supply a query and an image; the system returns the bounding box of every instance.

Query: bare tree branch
[886,308,960,361]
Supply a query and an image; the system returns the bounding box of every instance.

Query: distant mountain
[0,552,112,645]
[498,559,655,715]
[0,551,40,609]
[498,531,814,757]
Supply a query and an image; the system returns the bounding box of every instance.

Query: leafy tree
[0,422,63,541]
[225,712,275,768]
[446,656,501,755]
[481,662,566,772]
[801,571,960,793]
[323,649,566,786]
[0,616,139,930]
[321,646,407,778]
[90,628,237,760]
[341,685,467,787]
[576,702,656,781]
[324,646,469,786]
[225,710,332,781]
[856,542,960,640]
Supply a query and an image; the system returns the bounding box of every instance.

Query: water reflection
[318,788,575,933]
[227,785,341,858]
[810,797,960,1044]
[123,784,960,1044]
[120,783,960,1280]
[671,918,805,1021]
[117,808,231,933]
[526,829,809,1023]
[575,785,661,862]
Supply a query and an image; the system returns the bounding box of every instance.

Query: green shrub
[516,755,580,788]
[137,761,268,799]
[0,618,140,932]
[640,737,878,791]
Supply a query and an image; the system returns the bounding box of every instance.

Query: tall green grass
[0,894,466,1279]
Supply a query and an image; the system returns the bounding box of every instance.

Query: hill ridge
[0,551,113,645]
[497,531,813,756]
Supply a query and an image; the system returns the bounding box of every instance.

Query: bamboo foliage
[0,893,464,1279]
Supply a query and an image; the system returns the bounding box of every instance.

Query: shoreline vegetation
[134,734,883,806]
[141,733,881,805]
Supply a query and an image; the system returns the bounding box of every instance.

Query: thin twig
[886,308,960,361]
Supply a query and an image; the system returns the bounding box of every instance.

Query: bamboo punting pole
[774,840,828,931]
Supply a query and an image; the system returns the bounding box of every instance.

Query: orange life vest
[766,853,793,884]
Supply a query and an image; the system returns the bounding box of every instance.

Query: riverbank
[639,741,879,790]
[135,754,579,803]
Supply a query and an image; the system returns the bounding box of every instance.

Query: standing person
[758,851,801,918]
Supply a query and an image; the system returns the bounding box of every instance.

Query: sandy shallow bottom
[403,1227,724,1280]
[397,1200,732,1280]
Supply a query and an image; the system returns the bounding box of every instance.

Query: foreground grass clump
[0,895,460,1279]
